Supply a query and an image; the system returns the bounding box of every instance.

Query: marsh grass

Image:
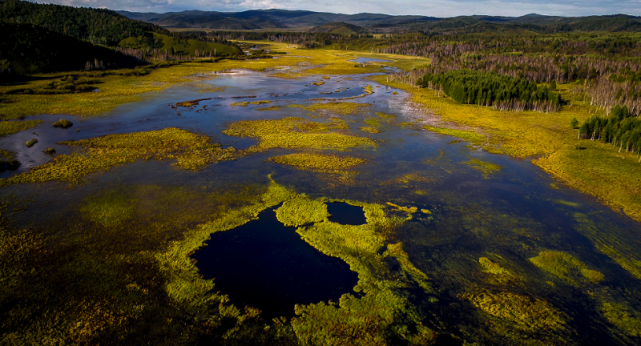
[529,250,605,285]
[301,102,371,115]
[275,195,329,227]
[223,117,376,153]
[459,291,566,331]
[1,128,236,186]
[600,302,641,337]
[269,153,365,173]
[464,159,502,178]
[0,120,42,137]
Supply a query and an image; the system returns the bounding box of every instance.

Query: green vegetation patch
[291,201,435,345]
[52,119,73,129]
[423,126,486,145]
[479,257,511,276]
[80,189,136,228]
[223,117,376,153]
[359,126,381,134]
[275,195,329,227]
[464,159,503,177]
[269,153,365,172]
[1,128,236,186]
[600,302,641,337]
[529,250,605,284]
[460,291,566,331]
[257,106,281,111]
[25,138,38,148]
[302,102,371,115]
[0,120,42,137]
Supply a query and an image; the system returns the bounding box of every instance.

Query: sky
[35,0,641,17]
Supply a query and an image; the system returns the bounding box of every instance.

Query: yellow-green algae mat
[160,177,436,345]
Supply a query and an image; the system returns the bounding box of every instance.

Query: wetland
[1,44,641,345]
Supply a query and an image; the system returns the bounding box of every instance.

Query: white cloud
[31,0,641,16]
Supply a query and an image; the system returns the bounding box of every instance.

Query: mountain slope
[0,22,136,75]
[117,9,641,34]
[0,0,169,46]
[309,22,367,35]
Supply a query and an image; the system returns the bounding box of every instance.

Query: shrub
[53,119,73,128]
[25,138,38,147]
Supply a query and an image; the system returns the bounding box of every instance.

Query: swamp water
[3,63,641,344]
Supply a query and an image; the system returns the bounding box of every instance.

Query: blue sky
[37,0,641,16]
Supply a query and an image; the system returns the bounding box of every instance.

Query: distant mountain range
[116,10,641,33]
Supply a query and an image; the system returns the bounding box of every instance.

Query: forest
[579,105,641,158]
[417,70,562,112]
[0,0,243,77]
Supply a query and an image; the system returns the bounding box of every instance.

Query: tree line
[417,70,562,112]
[579,105,641,160]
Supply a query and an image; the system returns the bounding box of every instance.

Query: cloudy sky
[35,0,641,16]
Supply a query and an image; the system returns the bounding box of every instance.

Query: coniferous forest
[417,70,562,112]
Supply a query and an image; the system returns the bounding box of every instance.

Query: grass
[1,128,236,186]
[479,257,511,276]
[223,117,376,153]
[1,181,301,345]
[269,153,365,172]
[275,195,329,227]
[0,120,42,137]
[600,302,641,337]
[300,102,371,115]
[459,291,566,331]
[464,159,503,178]
[375,75,641,224]
[423,126,487,147]
[359,126,381,134]
[257,106,281,111]
[291,200,435,345]
[529,250,605,285]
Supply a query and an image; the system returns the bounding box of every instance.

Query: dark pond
[192,207,358,320]
[327,202,367,225]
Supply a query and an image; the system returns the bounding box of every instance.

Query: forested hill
[0,22,137,75]
[309,22,367,35]
[117,9,641,34]
[0,0,169,46]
